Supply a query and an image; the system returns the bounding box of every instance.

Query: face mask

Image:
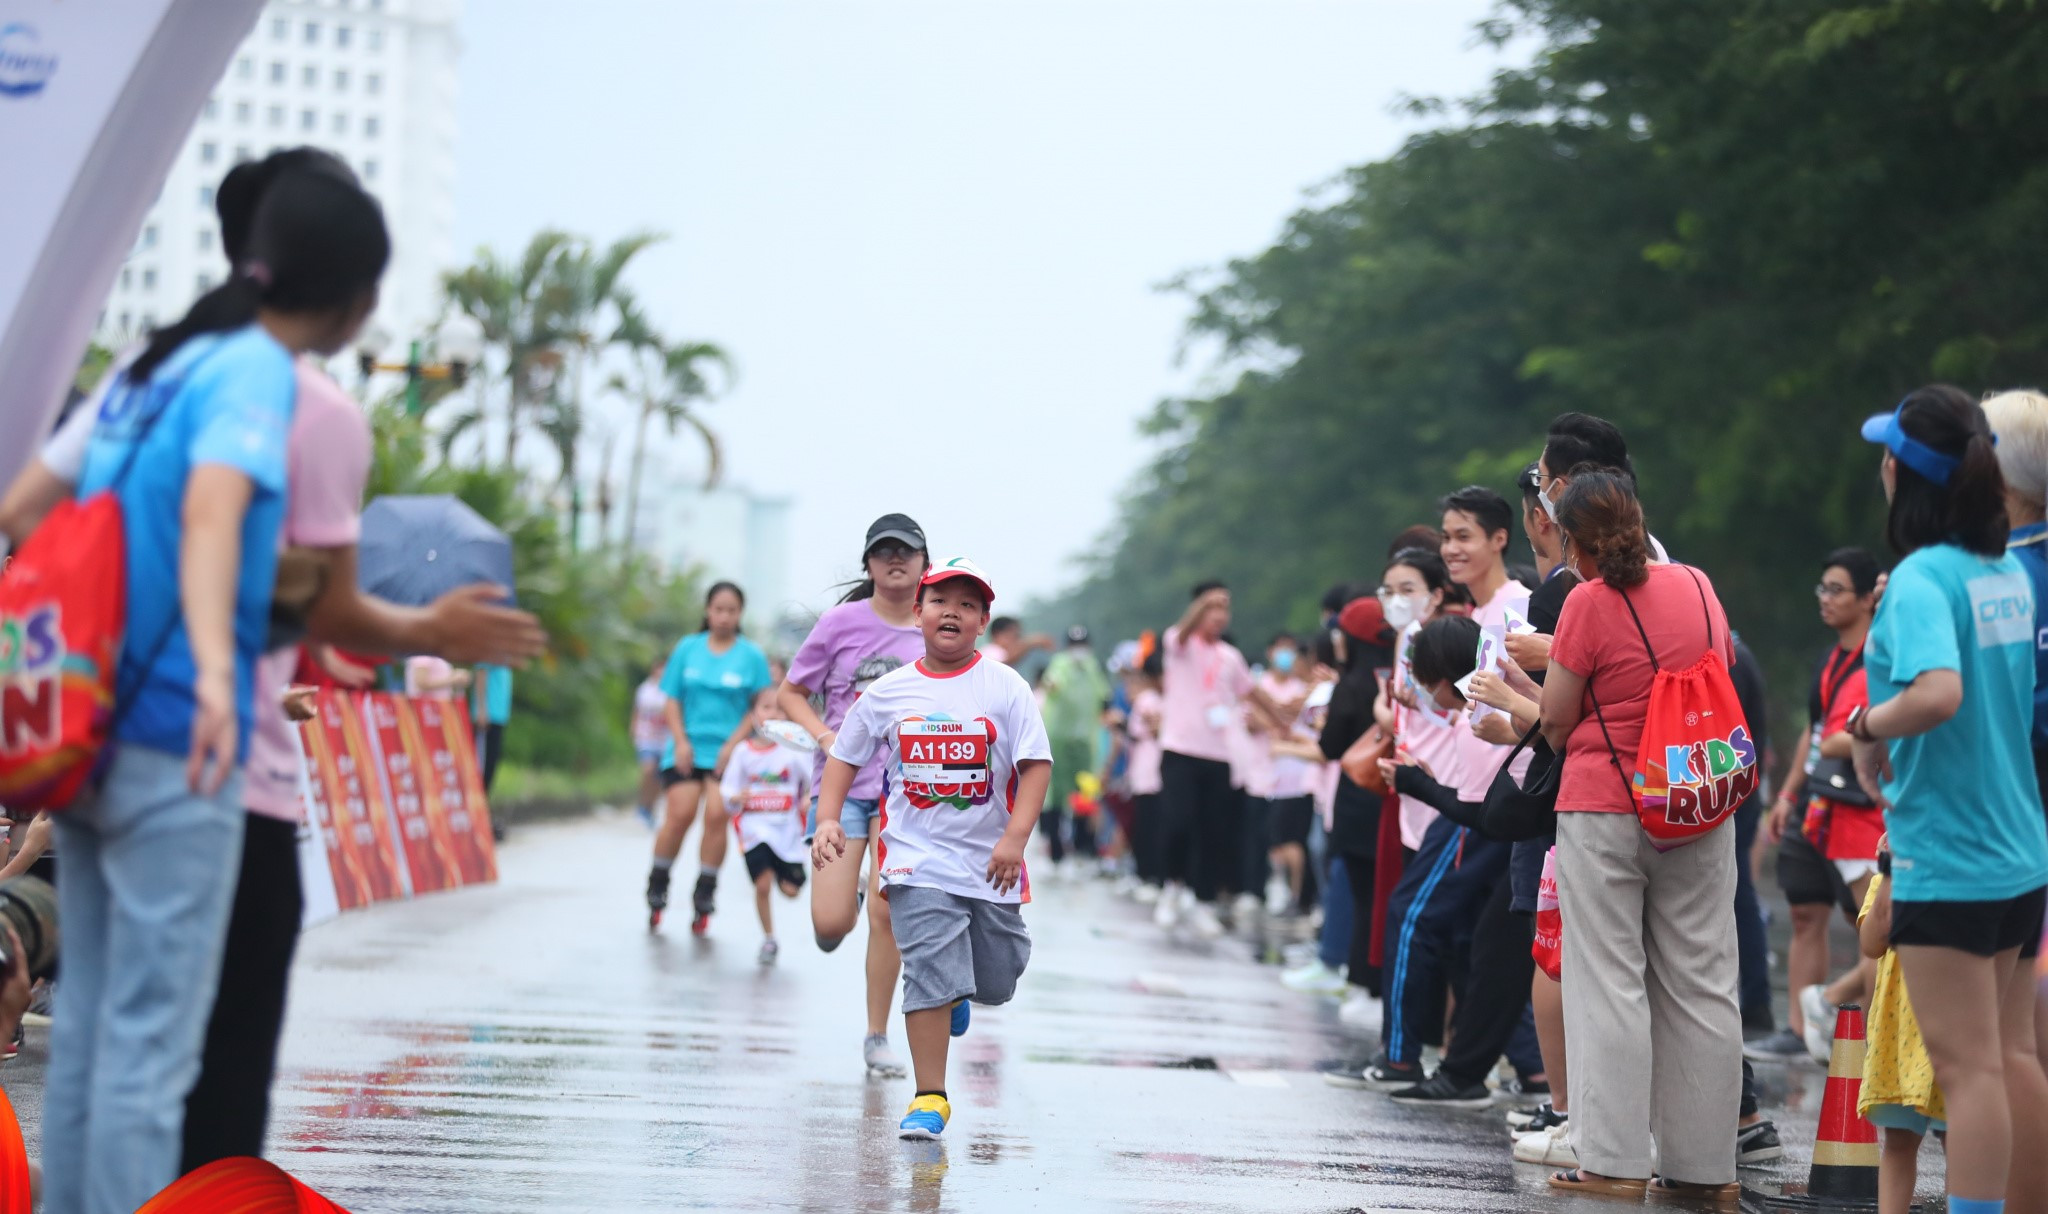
[1539,481,1561,523]
[1270,649,1297,674]
[1382,593,1427,631]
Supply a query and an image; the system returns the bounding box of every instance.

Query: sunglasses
[867,541,921,563]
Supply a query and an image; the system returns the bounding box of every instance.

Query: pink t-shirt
[1238,671,1305,799]
[243,365,374,822]
[1126,687,1164,796]
[1550,563,1735,814]
[1159,625,1253,764]
[1456,578,1536,801]
[1392,620,1465,848]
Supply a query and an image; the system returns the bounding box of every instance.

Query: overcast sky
[452,0,1521,611]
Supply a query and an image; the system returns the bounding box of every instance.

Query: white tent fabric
[0,0,263,490]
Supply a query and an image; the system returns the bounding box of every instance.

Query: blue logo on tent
[0,24,58,98]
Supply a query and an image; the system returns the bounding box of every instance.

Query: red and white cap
[919,556,996,604]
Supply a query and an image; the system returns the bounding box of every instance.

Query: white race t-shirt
[831,653,1053,904]
[631,679,669,749]
[719,739,812,864]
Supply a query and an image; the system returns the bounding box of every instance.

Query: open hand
[811,820,848,871]
[986,836,1026,895]
[426,584,549,666]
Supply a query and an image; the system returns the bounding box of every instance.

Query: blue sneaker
[899,1093,951,1140]
[950,999,970,1037]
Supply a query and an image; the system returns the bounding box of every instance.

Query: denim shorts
[805,795,881,841]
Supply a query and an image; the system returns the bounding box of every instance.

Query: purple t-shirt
[786,599,924,800]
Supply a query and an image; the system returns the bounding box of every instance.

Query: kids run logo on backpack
[0,604,63,756]
[1643,728,1760,834]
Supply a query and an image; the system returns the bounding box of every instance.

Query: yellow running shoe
[899,1093,951,1140]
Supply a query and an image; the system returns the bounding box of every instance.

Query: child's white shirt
[830,654,1053,904]
[720,739,813,865]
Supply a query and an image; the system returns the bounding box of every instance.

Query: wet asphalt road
[4,813,1948,1212]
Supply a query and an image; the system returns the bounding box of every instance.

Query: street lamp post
[356,314,487,416]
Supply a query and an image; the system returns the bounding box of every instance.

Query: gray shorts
[887,884,1032,1014]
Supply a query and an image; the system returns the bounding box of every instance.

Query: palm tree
[441,230,580,469]
[608,291,734,553]
[536,231,664,542]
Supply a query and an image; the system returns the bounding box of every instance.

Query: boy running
[812,557,1052,1141]
[721,689,814,966]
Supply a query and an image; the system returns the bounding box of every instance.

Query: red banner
[300,690,405,909]
[360,693,459,896]
[410,695,500,886]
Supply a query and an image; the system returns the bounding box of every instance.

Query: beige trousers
[1556,811,1742,1183]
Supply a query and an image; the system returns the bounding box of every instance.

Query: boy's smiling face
[917,577,991,663]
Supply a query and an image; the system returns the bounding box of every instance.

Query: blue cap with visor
[1860,402,1985,486]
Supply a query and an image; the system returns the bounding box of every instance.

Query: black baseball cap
[865,513,927,553]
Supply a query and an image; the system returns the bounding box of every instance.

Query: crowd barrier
[292,689,499,928]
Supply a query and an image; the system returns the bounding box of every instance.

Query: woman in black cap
[778,514,931,1077]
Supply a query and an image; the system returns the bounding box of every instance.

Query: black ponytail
[128,277,265,383]
[1885,385,2010,558]
[129,167,389,383]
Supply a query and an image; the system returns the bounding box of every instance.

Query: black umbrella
[357,494,516,608]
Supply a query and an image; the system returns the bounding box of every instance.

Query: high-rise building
[95,0,461,349]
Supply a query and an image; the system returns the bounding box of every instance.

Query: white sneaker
[1337,990,1379,1032]
[1134,883,1162,904]
[1280,960,1349,996]
[1189,902,1225,939]
[757,938,780,966]
[864,1033,907,1079]
[1265,878,1293,917]
[1799,984,1837,1064]
[1512,1121,1578,1166]
[1113,874,1140,897]
[1154,883,1184,928]
[1230,892,1263,931]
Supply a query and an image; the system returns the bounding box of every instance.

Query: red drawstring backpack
[1590,567,1760,850]
[0,394,170,810]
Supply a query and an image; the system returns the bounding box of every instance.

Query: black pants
[1440,869,1539,1087]
[481,721,506,794]
[1239,797,1271,895]
[1071,808,1097,861]
[1133,793,1165,884]
[1382,821,1511,1066]
[1342,845,1381,996]
[183,814,303,1171]
[1159,752,1239,902]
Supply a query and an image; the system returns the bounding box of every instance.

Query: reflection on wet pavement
[254,814,1935,1212]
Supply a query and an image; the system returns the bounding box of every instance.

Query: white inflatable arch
[0,0,265,490]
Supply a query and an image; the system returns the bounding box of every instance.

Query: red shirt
[1551,564,1736,814]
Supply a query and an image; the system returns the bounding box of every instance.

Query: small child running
[811,557,1052,1141]
[721,689,815,966]
[1858,836,1946,1214]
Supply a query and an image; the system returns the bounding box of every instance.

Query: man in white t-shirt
[814,557,1051,1144]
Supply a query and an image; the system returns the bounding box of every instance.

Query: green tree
[1044,0,2048,727]
[607,289,734,553]
[441,230,579,469]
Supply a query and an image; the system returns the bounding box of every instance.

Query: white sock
[651,857,673,873]
[699,865,717,881]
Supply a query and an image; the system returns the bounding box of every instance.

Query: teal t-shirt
[1866,543,2048,903]
[659,632,771,769]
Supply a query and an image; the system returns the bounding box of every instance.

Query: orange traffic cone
[1766,1004,1886,1211]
